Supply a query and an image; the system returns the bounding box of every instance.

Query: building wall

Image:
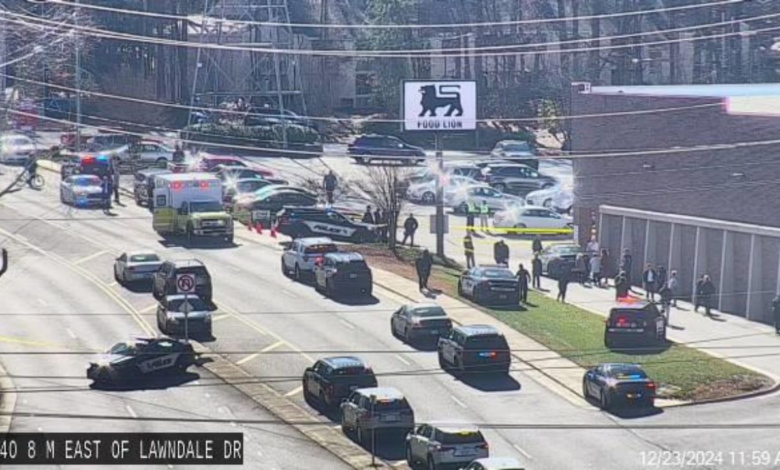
[571,85,780,246]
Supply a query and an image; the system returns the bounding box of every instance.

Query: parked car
[0,133,37,164]
[222,178,274,210]
[133,168,171,207]
[281,237,339,281]
[481,163,557,196]
[583,363,656,410]
[214,164,276,181]
[340,387,415,445]
[86,133,140,150]
[390,303,452,343]
[313,252,373,298]
[406,425,489,470]
[233,187,317,226]
[113,251,163,285]
[539,243,583,278]
[437,324,511,375]
[525,185,564,209]
[552,186,573,214]
[276,207,378,243]
[194,154,250,172]
[152,259,213,303]
[447,186,524,214]
[489,140,539,169]
[348,134,425,165]
[406,175,482,205]
[457,266,520,306]
[492,206,573,231]
[302,356,377,410]
[59,174,105,207]
[128,140,178,167]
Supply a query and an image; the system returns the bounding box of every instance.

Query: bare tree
[353,165,410,250]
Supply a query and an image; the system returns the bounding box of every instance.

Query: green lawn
[352,243,771,401]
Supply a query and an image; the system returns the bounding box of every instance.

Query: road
[2,162,779,470]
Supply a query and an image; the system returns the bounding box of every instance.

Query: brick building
[570,83,780,322]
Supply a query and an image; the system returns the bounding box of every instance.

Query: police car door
[462,268,476,296]
[137,342,179,374]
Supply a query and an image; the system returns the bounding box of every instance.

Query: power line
[2,9,777,59]
[45,0,741,30]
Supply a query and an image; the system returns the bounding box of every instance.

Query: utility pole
[435,134,445,258]
[74,0,82,152]
[0,248,7,279]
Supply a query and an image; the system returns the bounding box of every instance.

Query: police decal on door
[306,222,356,237]
[139,354,178,373]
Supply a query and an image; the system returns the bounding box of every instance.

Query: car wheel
[320,391,332,410]
[474,287,483,304]
[281,259,289,277]
[357,426,367,447]
[427,455,437,470]
[302,381,314,404]
[406,445,415,468]
[155,158,168,168]
[325,279,333,298]
[600,389,611,410]
[294,264,302,282]
[542,183,554,190]
[543,198,553,208]
[226,234,234,244]
[493,183,507,192]
[414,159,424,166]
[403,327,411,344]
[341,414,350,435]
[437,351,447,369]
[582,379,590,400]
[114,267,122,284]
[514,223,527,230]
[60,190,65,203]
[604,336,614,349]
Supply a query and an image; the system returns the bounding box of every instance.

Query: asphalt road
[3,163,780,470]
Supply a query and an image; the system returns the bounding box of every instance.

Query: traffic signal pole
[435,134,445,259]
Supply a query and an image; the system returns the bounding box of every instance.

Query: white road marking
[15,234,27,242]
[65,328,77,340]
[338,319,356,330]
[74,250,108,265]
[283,386,303,398]
[236,341,284,365]
[125,405,138,418]
[139,304,158,314]
[394,354,411,366]
[513,444,533,460]
[449,395,468,409]
[107,281,119,287]
[211,313,231,322]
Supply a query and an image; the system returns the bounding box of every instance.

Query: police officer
[463,233,475,269]
[25,154,38,188]
[323,171,337,206]
[479,200,490,232]
[466,200,476,234]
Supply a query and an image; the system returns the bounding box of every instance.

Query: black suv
[348,134,425,165]
[438,324,511,375]
[482,163,557,196]
[314,252,373,298]
[302,356,378,410]
[152,259,213,303]
[276,207,377,243]
[604,300,667,348]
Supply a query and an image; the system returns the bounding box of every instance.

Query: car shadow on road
[156,237,240,250]
[356,435,407,462]
[457,373,522,392]
[121,282,153,294]
[90,371,200,392]
[608,406,664,419]
[326,295,380,306]
[608,342,671,355]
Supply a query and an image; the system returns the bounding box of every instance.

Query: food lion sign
[403,80,477,132]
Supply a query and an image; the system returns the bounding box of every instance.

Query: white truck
[152,173,234,245]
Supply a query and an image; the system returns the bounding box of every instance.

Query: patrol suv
[340,387,415,446]
[152,259,213,303]
[281,237,339,281]
[438,325,511,376]
[314,252,373,298]
[302,356,378,410]
[406,424,489,470]
[276,207,377,243]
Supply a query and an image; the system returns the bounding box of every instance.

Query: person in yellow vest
[466,200,476,234]
[479,200,490,232]
[464,233,475,268]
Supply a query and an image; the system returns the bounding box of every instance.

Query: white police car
[281,237,339,281]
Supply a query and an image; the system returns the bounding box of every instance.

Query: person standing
[466,200,476,234]
[479,200,490,232]
[659,284,673,323]
[557,265,570,303]
[773,295,780,335]
[401,213,418,246]
[101,175,113,213]
[463,233,475,269]
[374,208,384,242]
[516,263,530,304]
[362,205,374,224]
[642,263,657,301]
[667,270,679,307]
[574,253,587,285]
[600,248,611,287]
[656,266,667,295]
[172,144,185,164]
[532,254,542,289]
[493,240,509,266]
[615,271,630,300]
[532,235,543,255]
[416,249,433,292]
[111,158,122,205]
[694,274,705,312]
[620,249,634,289]
[323,171,337,206]
[700,275,716,317]
[586,235,600,255]
[590,252,602,287]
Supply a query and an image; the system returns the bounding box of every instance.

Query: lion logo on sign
[418,85,464,117]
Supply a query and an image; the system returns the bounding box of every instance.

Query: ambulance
[152,173,234,245]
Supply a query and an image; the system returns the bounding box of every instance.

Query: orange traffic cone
[255,222,263,234]
[270,226,277,238]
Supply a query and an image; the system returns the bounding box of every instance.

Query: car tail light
[410,318,421,328]
[647,382,656,389]
[478,443,489,450]
[128,266,135,272]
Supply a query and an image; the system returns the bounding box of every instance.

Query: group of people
[464,200,491,234]
[361,205,390,242]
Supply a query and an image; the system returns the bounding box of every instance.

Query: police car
[281,237,339,281]
[582,363,656,410]
[86,337,195,385]
[276,207,378,243]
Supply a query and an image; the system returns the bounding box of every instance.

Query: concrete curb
[0,360,17,434]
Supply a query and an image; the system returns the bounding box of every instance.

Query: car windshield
[480,269,515,279]
[609,365,647,379]
[373,398,410,411]
[439,430,485,445]
[5,137,30,146]
[504,142,531,152]
[74,177,101,186]
[168,298,209,312]
[410,306,446,318]
[109,343,133,356]
[304,244,338,255]
[129,254,160,263]
[190,201,224,212]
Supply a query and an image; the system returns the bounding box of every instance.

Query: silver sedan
[113,251,163,284]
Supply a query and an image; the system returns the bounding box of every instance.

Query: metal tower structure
[188,0,307,129]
